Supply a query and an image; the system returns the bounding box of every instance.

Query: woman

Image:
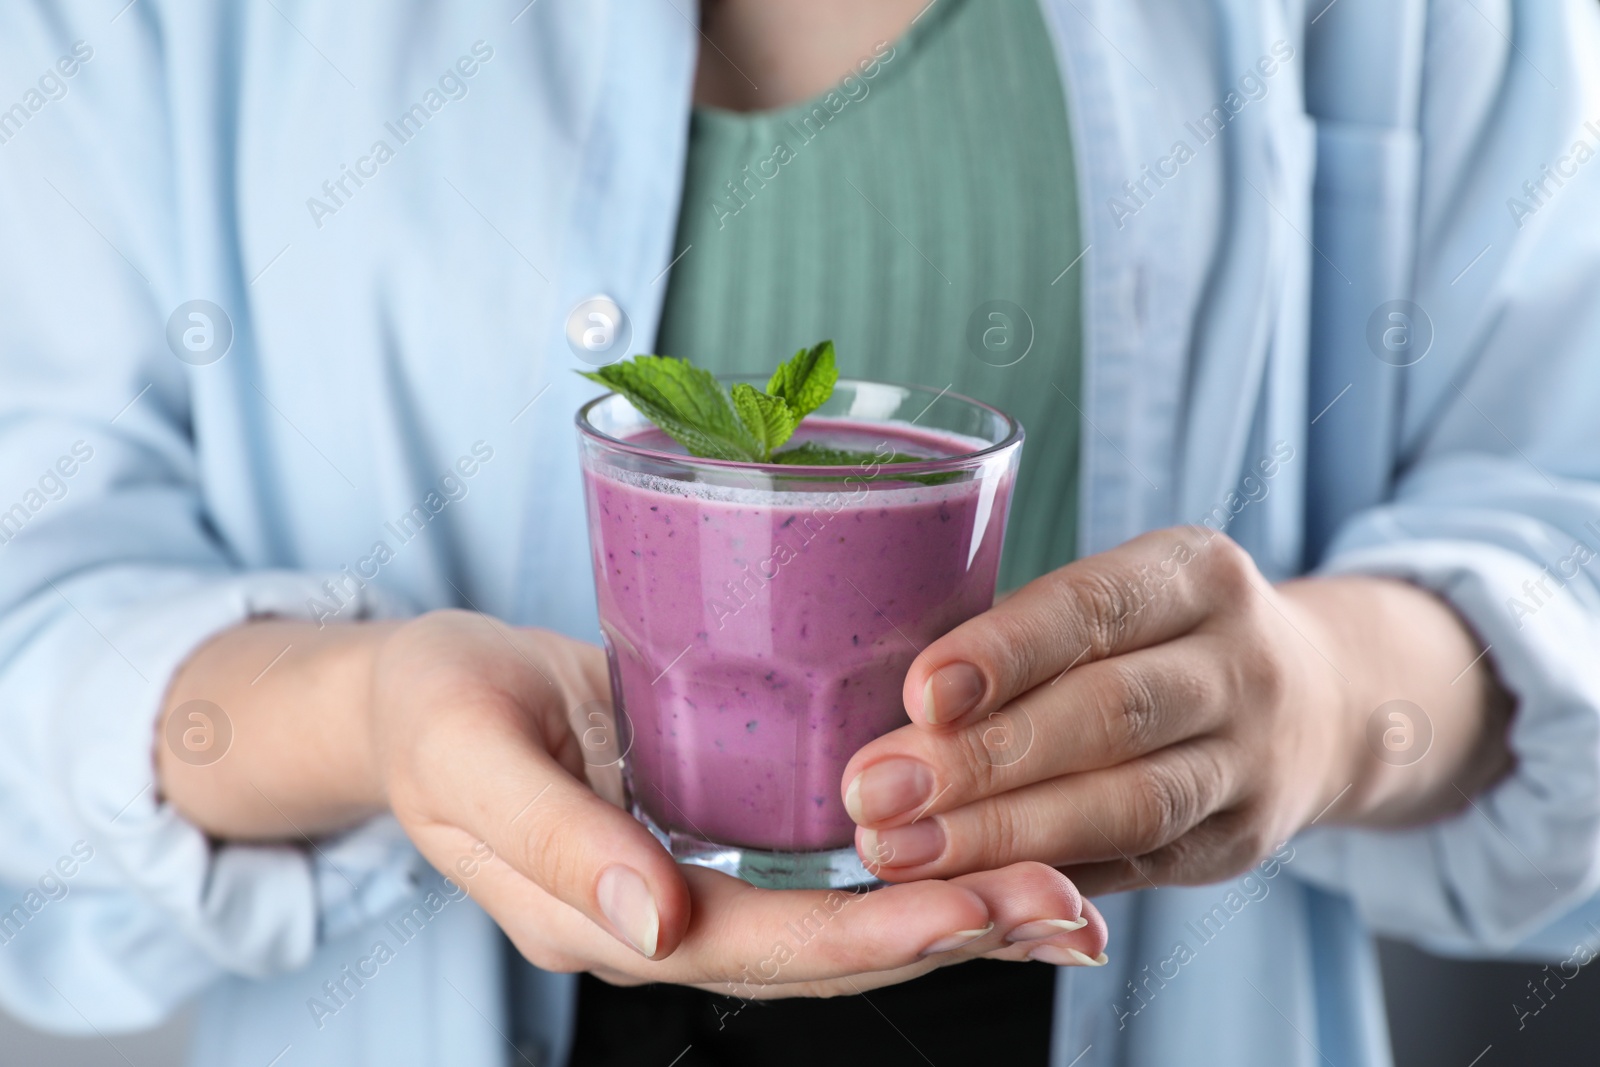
[2,0,1598,1064]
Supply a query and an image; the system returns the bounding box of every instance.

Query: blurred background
[0,942,1590,1065]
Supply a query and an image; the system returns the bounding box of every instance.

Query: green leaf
[770,442,923,466]
[771,442,960,484]
[730,383,798,459]
[579,341,847,465]
[580,356,763,461]
[765,340,839,420]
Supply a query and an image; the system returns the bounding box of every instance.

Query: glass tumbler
[576,378,1022,888]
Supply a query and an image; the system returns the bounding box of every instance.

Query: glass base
[633,804,883,890]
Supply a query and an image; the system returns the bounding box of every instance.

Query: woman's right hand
[161,609,1108,999]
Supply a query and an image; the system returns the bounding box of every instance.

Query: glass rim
[574,375,1024,476]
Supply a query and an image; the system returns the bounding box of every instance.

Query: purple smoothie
[582,419,1013,852]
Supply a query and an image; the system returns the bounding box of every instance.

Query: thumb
[426,710,690,960]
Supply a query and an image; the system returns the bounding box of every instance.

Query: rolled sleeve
[1287,0,1600,956]
[0,567,422,1031]
[1293,520,1600,953]
[0,2,438,1032]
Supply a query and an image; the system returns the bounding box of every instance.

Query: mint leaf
[771,443,923,466]
[580,357,763,461]
[730,383,798,458]
[766,340,838,420]
[580,341,849,464]
[771,442,960,484]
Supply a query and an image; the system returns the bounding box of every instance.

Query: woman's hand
[159,610,1111,1002]
[842,528,1514,895]
[371,612,1109,990]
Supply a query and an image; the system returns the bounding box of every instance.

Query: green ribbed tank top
[657,0,1082,589]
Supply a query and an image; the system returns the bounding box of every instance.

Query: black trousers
[568,957,1056,1066]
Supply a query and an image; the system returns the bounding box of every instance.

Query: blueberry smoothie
[582,419,1014,853]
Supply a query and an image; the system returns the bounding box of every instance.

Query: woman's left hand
[843,527,1513,895]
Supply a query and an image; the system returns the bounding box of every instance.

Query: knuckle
[970,798,1026,865]
[1172,658,1223,728]
[1182,810,1273,884]
[519,820,580,895]
[1215,632,1288,718]
[1128,759,1203,851]
[1131,823,1216,887]
[1101,661,1163,754]
[1247,644,1290,711]
[1108,856,1160,893]
[957,716,1008,792]
[1185,743,1234,812]
[980,609,1048,693]
[1201,534,1259,599]
[1129,843,1185,885]
[1067,569,1137,656]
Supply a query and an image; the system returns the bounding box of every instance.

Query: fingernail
[1027,944,1109,967]
[844,759,935,824]
[923,663,984,724]
[596,865,660,958]
[1005,917,1089,942]
[861,819,945,868]
[920,923,994,957]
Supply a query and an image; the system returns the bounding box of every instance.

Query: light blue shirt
[3,1,1600,1065]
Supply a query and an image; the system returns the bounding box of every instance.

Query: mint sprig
[580,339,927,469]
[579,355,763,461]
[729,383,797,457]
[765,340,838,420]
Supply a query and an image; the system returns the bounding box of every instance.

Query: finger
[492,862,997,988]
[1058,808,1277,896]
[680,867,995,987]
[718,888,1109,999]
[978,893,1112,967]
[844,635,1234,828]
[905,528,1260,726]
[405,702,692,961]
[677,863,1108,992]
[945,862,1108,960]
[860,740,1239,880]
[672,895,1113,1004]
[693,862,1111,998]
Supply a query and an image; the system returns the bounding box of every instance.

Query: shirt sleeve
[1288,0,1600,955]
[0,4,423,1032]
